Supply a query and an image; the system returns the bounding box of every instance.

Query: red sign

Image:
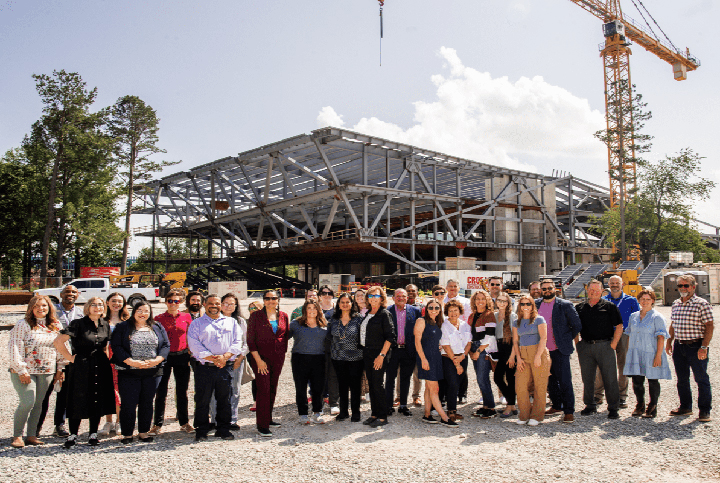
[80,267,121,278]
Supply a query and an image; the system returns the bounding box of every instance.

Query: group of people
[7,273,713,447]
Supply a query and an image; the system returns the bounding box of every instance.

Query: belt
[196,360,231,367]
[676,339,703,345]
[584,338,611,344]
[396,344,406,349]
[169,349,189,356]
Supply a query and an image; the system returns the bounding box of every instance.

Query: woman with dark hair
[327,293,364,422]
[8,296,66,448]
[509,294,550,426]
[99,292,128,436]
[493,292,518,417]
[247,290,289,437]
[288,300,328,424]
[414,301,457,427]
[468,289,498,418]
[110,302,170,444]
[440,299,472,422]
[53,297,116,448]
[358,286,396,428]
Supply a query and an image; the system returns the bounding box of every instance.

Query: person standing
[9,296,66,448]
[187,295,245,441]
[291,289,318,321]
[318,285,340,415]
[625,290,671,418]
[536,279,583,423]
[404,284,424,407]
[247,290,290,437]
[37,284,82,437]
[444,279,471,404]
[575,280,624,419]
[53,297,116,448]
[111,302,170,444]
[510,294,551,426]
[440,300,472,422]
[289,300,327,425]
[359,286,396,428]
[386,288,421,417]
[151,289,194,435]
[595,275,640,409]
[327,294,365,422]
[468,290,498,418]
[666,274,713,422]
[98,292,128,437]
[493,292,518,417]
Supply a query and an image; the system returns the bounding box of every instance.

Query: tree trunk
[74,244,81,278]
[40,149,62,279]
[121,149,135,274]
[55,213,66,279]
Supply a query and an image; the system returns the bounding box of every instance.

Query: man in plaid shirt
[666,274,714,422]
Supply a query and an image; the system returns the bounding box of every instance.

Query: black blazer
[534,297,582,356]
[358,308,397,352]
[110,320,171,372]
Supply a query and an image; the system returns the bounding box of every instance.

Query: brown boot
[632,402,645,417]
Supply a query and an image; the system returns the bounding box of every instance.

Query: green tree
[594,149,717,265]
[109,95,178,274]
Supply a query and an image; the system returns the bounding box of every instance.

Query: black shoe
[336,413,350,421]
[387,407,395,416]
[362,417,377,426]
[121,437,133,444]
[88,433,99,446]
[618,400,628,409]
[398,406,412,417]
[580,407,597,416]
[194,434,208,442]
[269,420,281,427]
[369,419,388,428]
[481,408,497,419]
[458,397,466,404]
[63,435,77,449]
[207,423,216,431]
[422,415,438,424]
[698,412,712,422]
[257,427,272,437]
[472,408,484,417]
[138,435,154,443]
[441,418,459,428]
[54,425,70,438]
[214,432,235,440]
[350,414,361,422]
[608,410,620,420]
[229,423,241,430]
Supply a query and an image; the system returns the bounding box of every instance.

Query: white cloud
[316,106,345,128]
[318,47,607,175]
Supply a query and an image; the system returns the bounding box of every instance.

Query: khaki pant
[515,344,551,422]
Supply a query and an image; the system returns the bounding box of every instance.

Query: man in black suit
[386,288,422,416]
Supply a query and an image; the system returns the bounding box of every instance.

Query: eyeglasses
[89,303,104,308]
[427,306,441,311]
[677,284,691,288]
[367,294,381,299]
[434,291,446,296]
[489,283,501,287]
[167,300,182,304]
[496,299,509,304]
[264,297,279,301]
[320,291,333,296]
[222,302,236,307]
[519,302,533,307]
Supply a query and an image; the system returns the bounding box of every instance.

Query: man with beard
[666,274,714,422]
[528,281,542,300]
[184,292,205,320]
[187,295,245,441]
[536,279,582,423]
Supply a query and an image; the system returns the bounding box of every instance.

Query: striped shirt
[671,294,713,341]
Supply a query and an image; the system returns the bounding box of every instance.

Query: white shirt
[444,294,472,323]
[440,318,472,355]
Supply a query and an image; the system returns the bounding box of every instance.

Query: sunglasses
[434,291,446,296]
[368,294,381,299]
[320,291,333,296]
[677,284,691,288]
[264,297,279,301]
[167,300,182,304]
[427,306,441,311]
[489,283,501,287]
[541,287,554,291]
[519,302,533,307]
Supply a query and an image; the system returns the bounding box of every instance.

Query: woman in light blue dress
[623,289,671,418]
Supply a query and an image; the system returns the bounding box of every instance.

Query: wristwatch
[379,353,386,357]
[701,346,709,350]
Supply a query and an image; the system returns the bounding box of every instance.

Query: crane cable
[379,0,384,66]
[630,0,679,52]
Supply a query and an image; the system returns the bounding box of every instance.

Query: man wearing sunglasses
[666,274,713,422]
[536,279,582,423]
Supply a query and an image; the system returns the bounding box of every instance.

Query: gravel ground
[1,302,718,483]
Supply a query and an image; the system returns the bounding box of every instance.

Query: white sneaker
[527,419,539,426]
[500,397,507,405]
[311,413,325,424]
[431,410,439,417]
[330,406,340,415]
[98,422,114,436]
[299,415,310,425]
[516,419,528,425]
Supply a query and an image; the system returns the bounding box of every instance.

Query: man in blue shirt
[595,275,640,408]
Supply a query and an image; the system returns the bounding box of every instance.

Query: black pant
[291,353,326,416]
[459,370,468,401]
[194,362,233,436]
[324,354,340,407]
[37,370,68,433]
[385,347,415,409]
[333,359,364,418]
[154,351,191,427]
[118,372,161,436]
[577,340,619,410]
[494,341,517,406]
[363,350,389,419]
[69,416,100,436]
[632,375,660,407]
[442,356,468,411]
[548,350,575,414]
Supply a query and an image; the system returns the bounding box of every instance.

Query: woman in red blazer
[247,290,289,437]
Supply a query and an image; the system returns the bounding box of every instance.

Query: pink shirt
[538,299,557,351]
[396,306,407,345]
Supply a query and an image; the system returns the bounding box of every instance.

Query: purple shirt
[187,314,245,362]
[538,299,557,352]
[396,306,407,345]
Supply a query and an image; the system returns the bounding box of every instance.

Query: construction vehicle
[110,271,189,298]
[599,269,642,297]
[502,271,521,294]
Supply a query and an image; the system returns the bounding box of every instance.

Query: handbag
[240,359,255,385]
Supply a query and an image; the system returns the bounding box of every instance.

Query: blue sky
[1,0,718,254]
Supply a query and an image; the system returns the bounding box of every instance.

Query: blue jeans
[472,350,495,408]
[672,340,712,413]
[548,350,575,414]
